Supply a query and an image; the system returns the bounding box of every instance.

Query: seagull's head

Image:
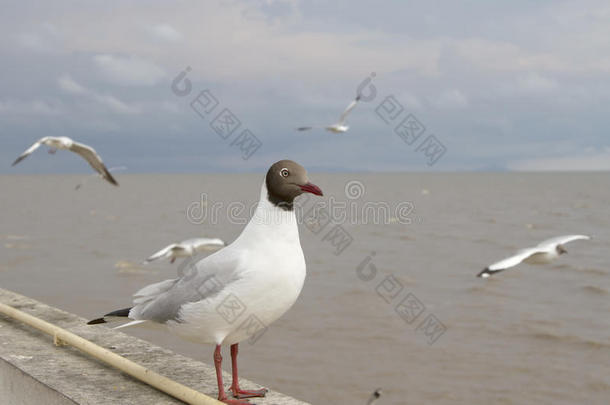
[556,244,568,255]
[266,160,323,208]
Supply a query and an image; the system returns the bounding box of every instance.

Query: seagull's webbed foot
[219,397,253,405]
[230,386,268,399]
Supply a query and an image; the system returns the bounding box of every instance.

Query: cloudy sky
[1,0,609,173]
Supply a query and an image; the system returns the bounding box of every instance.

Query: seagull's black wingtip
[476,268,491,278]
[87,317,107,325]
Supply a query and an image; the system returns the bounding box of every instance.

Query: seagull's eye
[280,168,290,177]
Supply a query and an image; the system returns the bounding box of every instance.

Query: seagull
[144,238,226,264]
[88,160,323,404]
[12,136,119,186]
[366,388,382,405]
[297,94,361,133]
[477,235,592,278]
[75,166,127,190]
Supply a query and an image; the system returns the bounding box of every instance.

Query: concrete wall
[0,288,310,405]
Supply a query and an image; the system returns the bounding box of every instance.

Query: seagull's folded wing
[130,250,242,323]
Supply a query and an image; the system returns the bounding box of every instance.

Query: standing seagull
[88,160,323,404]
[144,238,226,264]
[297,94,361,133]
[477,235,591,278]
[12,136,119,186]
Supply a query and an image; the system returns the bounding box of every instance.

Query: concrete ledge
[0,288,310,405]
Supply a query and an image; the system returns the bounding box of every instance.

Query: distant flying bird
[477,235,592,278]
[366,388,382,405]
[75,166,127,190]
[297,94,361,133]
[12,136,119,186]
[144,238,226,264]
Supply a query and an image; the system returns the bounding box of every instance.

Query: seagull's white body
[478,234,591,278]
[144,237,226,264]
[131,183,306,345]
[12,136,119,186]
[297,95,360,133]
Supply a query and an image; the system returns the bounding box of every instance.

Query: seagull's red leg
[229,343,268,398]
[170,257,176,264]
[213,345,251,405]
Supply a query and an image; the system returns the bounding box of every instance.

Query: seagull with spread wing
[144,238,226,264]
[477,235,592,278]
[12,136,119,186]
[297,94,361,133]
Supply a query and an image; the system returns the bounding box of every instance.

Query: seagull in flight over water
[88,160,324,404]
[297,94,361,133]
[12,136,119,186]
[477,235,592,278]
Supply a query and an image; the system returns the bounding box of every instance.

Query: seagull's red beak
[299,182,323,196]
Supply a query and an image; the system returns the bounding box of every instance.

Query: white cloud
[0,99,63,116]
[57,75,140,114]
[517,73,558,93]
[508,149,610,171]
[147,24,183,42]
[93,54,166,86]
[434,89,469,109]
[58,75,87,94]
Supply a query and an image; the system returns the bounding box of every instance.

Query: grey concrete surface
[0,288,311,405]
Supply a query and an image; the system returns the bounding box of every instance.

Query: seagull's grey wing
[537,234,591,249]
[129,250,242,323]
[69,141,119,186]
[338,95,361,124]
[11,137,49,166]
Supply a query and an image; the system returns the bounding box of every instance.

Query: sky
[1,0,609,173]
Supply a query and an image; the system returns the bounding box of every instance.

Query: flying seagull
[12,136,119,186]
[366,388,382,405]
[297,94,361,133]
[477,235,592,278]
[88,160,323,404]
[75,166,126,190]
[144,238,226,264]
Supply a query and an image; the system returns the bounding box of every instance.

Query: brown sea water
[1,172,609,404]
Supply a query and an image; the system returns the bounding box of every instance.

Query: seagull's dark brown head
[266,160,323,210]
[556,244,567,255]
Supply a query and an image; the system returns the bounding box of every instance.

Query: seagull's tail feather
[477,267,505,278]
[87,307,132,325]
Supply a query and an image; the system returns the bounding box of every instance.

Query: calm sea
[1,173,609,404]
